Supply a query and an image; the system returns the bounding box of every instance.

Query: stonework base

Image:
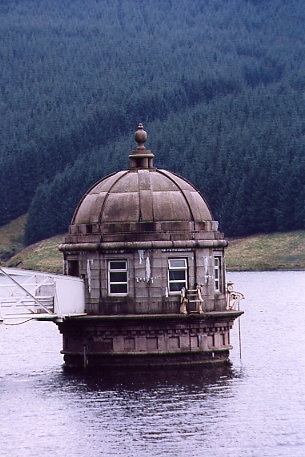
[56,312,242,368]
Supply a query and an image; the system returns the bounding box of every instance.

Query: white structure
[0,267,85,324]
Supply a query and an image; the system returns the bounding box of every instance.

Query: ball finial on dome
[134,123,148,149]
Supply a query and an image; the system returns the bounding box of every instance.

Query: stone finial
[129,123,154,168]
[134,123,148,149]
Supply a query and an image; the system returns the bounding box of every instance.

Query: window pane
[169,282,185,292]
[110,272,127,282]
[214,256,221,291]
[169,270,186,281]
[108,259,128,295]
[110,283,127,294]
[169,259,186,268]
[67,260,79,277]
[109,261,126,270]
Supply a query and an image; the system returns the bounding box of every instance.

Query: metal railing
[226,281,245,310]
[0,267,56,321]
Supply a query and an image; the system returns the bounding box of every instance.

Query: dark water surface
[1,271,304,457]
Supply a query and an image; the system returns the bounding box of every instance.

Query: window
[168,258,188,293]
[214,256,222,292]
[67,260,79,277]
[108,260,128,295]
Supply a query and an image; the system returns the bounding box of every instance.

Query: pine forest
[0,0,304,245]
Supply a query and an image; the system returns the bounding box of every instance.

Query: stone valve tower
[58,124,243,367]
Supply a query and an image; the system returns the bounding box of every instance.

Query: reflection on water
[1,361,243,457]
[61,363,238,391]
[1,272,305,457]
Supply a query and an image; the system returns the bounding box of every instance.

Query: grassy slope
[0,215,63,273]
[226,231,305,271]
[3,234,64,274]
[1,221,304,273]
[0,215,26,261]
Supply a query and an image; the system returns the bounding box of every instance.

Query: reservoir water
[0,271,304,457]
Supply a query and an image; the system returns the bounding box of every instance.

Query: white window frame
[168,258,188,294]
[108,260,128,296]
[214,255,222,292]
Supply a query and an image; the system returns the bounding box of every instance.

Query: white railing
[0,267,85,323]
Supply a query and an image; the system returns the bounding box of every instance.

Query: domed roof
[61,124,225,252]
[72,168,212,225]
[72,123,212,226]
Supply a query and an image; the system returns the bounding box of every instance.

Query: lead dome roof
[71,124,213,226]
[72,168,212,225]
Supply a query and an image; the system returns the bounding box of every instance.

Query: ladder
[180,286,204,314]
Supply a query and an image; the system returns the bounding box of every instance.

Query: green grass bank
[226,231,305,271]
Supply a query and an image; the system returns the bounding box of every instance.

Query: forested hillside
[0,0,304,245]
